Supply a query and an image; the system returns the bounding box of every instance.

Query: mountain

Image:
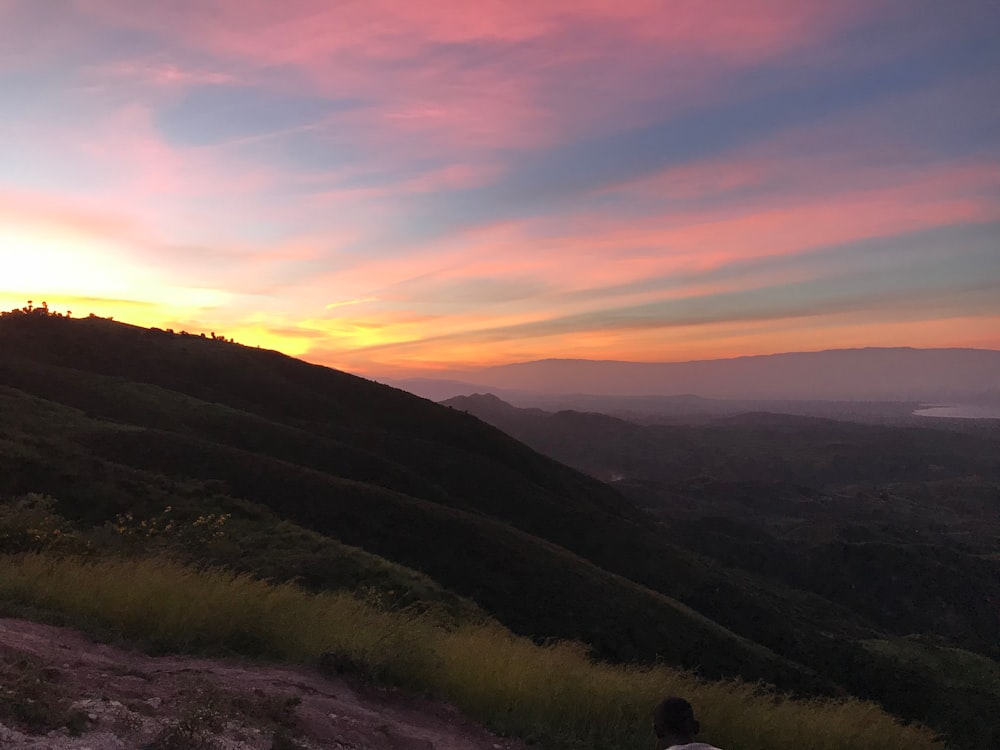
[1,310,997,748]
[380,376,516,403]
[409,348,1000,403]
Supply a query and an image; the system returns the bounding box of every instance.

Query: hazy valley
[390,348,1000,405]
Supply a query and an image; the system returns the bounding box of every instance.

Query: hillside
[0,556,941,750]
[442,395,1000,644]
[0,311,826,681]
[0,309,992,747]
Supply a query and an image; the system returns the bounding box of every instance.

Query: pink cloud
[72,105,277,198]
[591,161,1000,269]
[0,189,144,244]
[95,59,236,87]
[307,156,1000,321]
[305,161,504,205]
[6,0,993,372]
[70,0,880,150]
[78,0,868,62]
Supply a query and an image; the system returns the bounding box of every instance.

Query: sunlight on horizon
[1,0,997,371]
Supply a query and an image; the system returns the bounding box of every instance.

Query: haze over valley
[386,346,1000,424]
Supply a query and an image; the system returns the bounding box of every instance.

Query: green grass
[859,637,1000,749]
[863,637,1000,694]
[0,553,941,750]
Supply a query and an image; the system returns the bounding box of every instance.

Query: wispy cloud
[1,0,998,371]
[326,297,378,309]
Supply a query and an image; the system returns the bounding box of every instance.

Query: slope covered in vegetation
[0,310,833,683]
[0,555,941,750]
[444,393,1000,748]
[0,308,988,747]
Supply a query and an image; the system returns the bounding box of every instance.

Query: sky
[2,0,999,375]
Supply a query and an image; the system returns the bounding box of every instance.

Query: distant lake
[914,404,1000,420]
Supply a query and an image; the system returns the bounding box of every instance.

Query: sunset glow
[2,0,998,375]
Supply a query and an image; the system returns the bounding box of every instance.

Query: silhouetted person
[653,697,723,750]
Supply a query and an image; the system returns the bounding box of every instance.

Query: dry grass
[0,553,942,750]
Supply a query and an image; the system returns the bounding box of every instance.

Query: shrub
[0,494,81,553]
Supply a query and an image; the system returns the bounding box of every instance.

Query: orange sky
[2,0,999,376]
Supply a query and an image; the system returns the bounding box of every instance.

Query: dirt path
[0,618,525,750]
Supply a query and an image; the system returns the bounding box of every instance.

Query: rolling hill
[1,309,997,747]
[0,310,822,684]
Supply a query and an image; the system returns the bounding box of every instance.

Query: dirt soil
[0,618,526,750]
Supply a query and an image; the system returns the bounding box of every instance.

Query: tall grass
[0,553,941,750]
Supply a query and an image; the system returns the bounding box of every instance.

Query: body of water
[914,404,1000,420]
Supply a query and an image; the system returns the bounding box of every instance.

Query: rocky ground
[0,618,525,750]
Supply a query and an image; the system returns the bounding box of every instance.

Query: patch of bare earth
[0,618,525,750]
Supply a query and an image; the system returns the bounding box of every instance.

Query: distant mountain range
[384,347,1000,404]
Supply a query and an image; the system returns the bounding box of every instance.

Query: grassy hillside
[0,308,989,747]
[0,381,814,688]
[0,366,872,670]
[0,554,942,750]
[0,311,825,685]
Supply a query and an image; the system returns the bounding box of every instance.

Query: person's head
[652,696,700,747]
